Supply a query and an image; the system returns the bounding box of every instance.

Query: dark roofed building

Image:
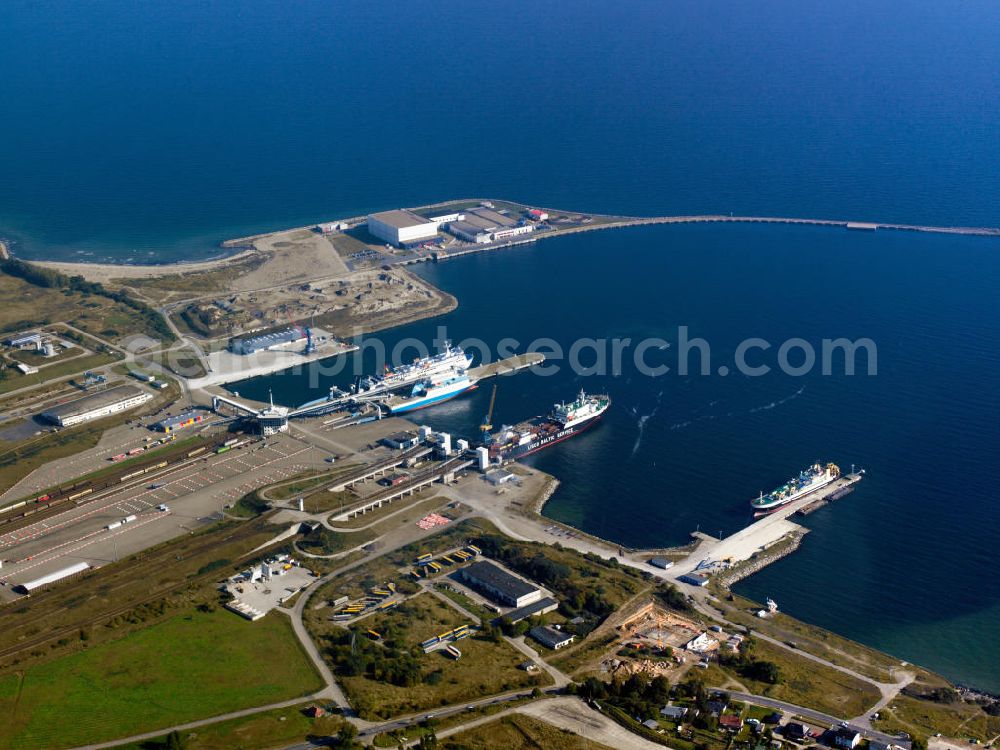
[501,596,558,624]
[660,704,688,719]
[783,722,808,740]
[528,625,575,650]
[381,431,421,450]
[833,728,861,749]
[459,560,542,608]
[706,700,727,717]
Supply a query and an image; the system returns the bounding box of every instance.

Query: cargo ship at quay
[751,462,841,516]
[295,343,473,412]
[485,389,610,463]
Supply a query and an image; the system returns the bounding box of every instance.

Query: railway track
[0,518,273,663]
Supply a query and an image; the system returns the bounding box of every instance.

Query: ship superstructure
[751,462,841,513]
[486,388,610,462]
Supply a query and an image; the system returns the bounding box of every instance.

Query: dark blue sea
[2,1,999,691]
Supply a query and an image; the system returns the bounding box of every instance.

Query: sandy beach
[31,246,259,284]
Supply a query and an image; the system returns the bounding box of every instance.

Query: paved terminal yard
[0,433,331,601]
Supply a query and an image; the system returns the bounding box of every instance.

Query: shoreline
[29,245,259,280]
[7,200,1000,274]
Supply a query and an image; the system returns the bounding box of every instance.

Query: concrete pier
[671,472,863,584]
[467,353,545,380]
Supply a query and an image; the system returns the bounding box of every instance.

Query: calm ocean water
[2,1,999,690]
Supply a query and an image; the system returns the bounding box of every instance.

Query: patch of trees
[327,627,423,688]
[573,673,674,724]
[180,305,212,337]
[196,558,231,576]
[717,636,781,685]
[232,490,269,517]
[1,317,54,334]
[655,582,692,611]
[472,535,617,620]
[0,257,174,342]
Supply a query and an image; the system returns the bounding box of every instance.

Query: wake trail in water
[748,384,806,413]
[631,390,664,457]
[669,385,806,430]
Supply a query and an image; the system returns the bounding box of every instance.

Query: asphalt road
[723,690,909,746]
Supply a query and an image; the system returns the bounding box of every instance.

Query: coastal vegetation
[708,590,900,682]
[0,257,174,343]
[875,687,1000,743]
[713,637,880,719]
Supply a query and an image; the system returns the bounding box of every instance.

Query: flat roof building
[230,328,306,356]
[42,385,152,428]
[154,410,205,433]
[255,404,289,436]
[367,210,440,247]
[501,596,559,624]
[459,560,542,608]
[381,431,421,450]
[448,216,533,245]
[467,207,517,227]
[528,625,575,650]
[678,573,710,587]
[5,332,43,348]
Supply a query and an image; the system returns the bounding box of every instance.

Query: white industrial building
[4,332,43,348]
[255,403,289,435]
[41,384,152,427]
[448,207,534,244]
[15,562,91,594]
[229,327,307,356]
[367,209,440,247]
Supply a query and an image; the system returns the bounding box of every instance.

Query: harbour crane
[480,380,498,443]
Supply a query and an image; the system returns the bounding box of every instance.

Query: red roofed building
[719,714,743,732]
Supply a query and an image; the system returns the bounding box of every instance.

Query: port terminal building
[41,385,152,427]
[459,560,543,608]
[367,209,442,247]
[229,327,307,356]
[448,207,534,244]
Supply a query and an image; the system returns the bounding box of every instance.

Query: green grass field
[116,703,346,750]
[0,351,118,395]
[0,609,324,750]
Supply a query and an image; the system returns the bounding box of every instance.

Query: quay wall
[715,531,806,588]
